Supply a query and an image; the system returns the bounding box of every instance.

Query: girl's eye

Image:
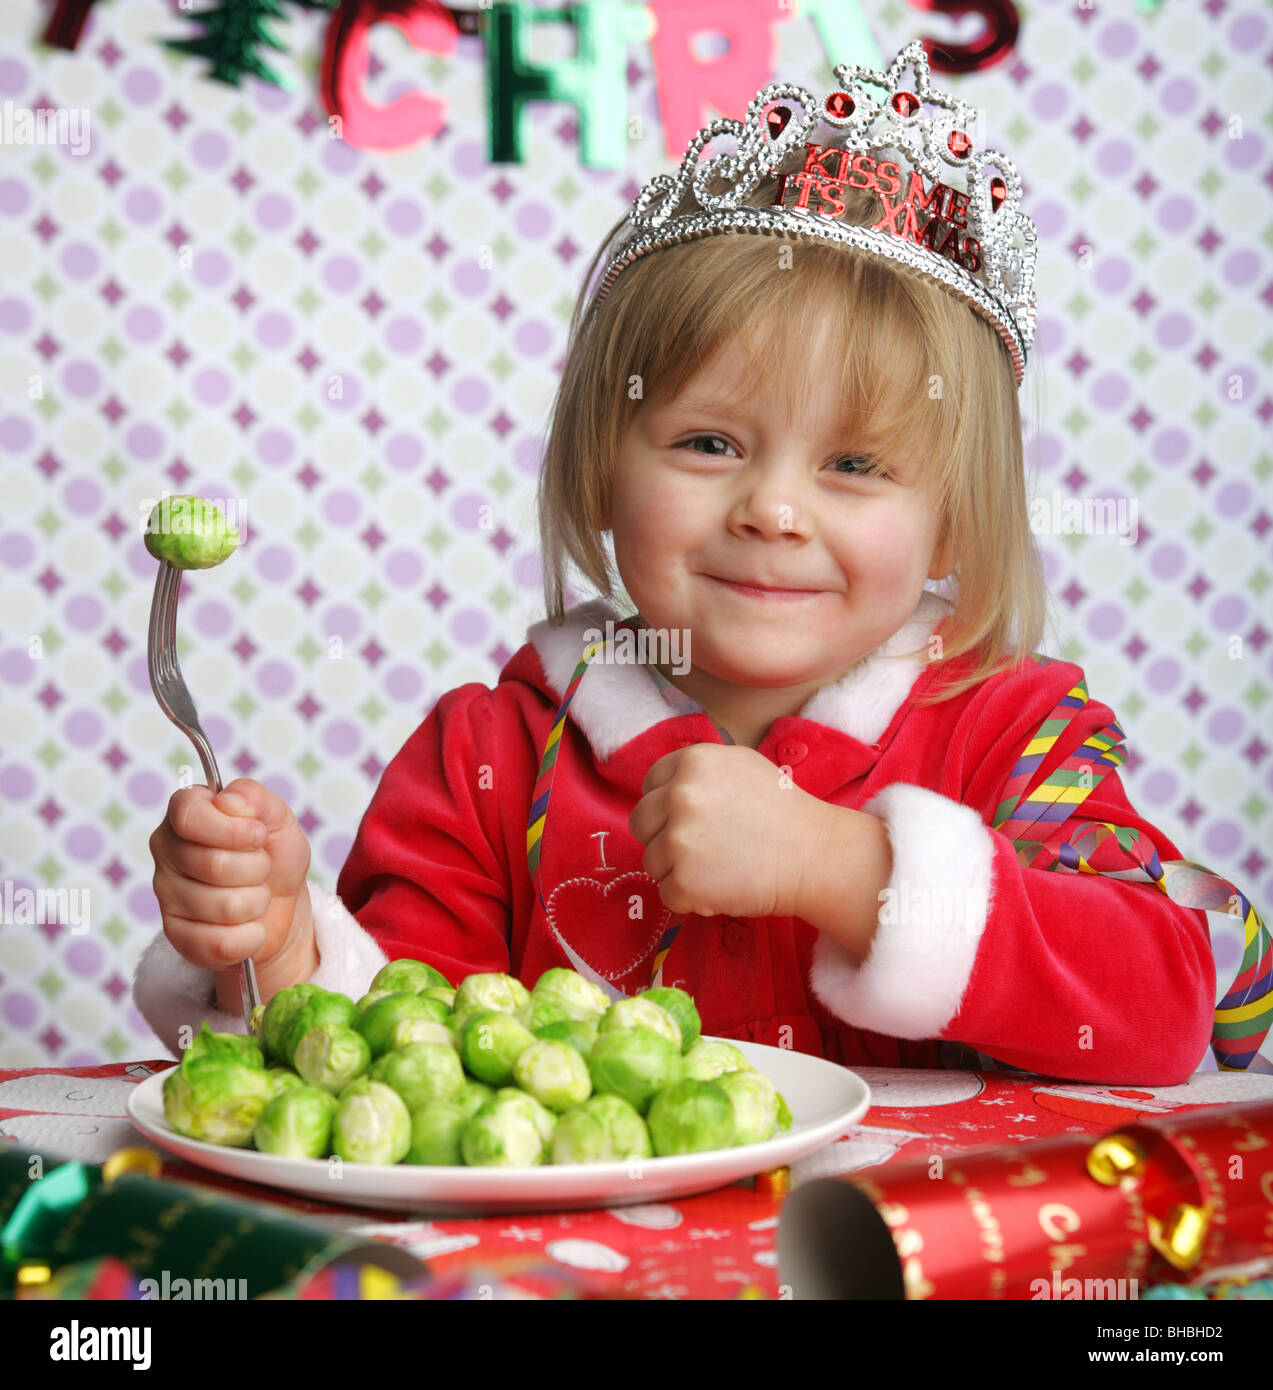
[681,434,736,457]
[831,455,885,477]
[678,436,886,478]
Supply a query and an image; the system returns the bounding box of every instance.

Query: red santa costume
[133,586,1227,1086]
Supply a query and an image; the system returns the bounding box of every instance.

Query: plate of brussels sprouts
[126,964,870,1213]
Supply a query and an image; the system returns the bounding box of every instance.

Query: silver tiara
[593,40,1038,386]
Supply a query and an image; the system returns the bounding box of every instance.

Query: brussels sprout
[370,958,452,995]
[637,987,701,1053]
[182,1021,265,1069]
[528,997,571,1032]
[249,1002,267,1040]
[268,1067,307,1098]
[461,1104,544,1167]
[776,1092,793,1131]
[551,1093,653,1165]
[587,1026,682,1115]
[293,1022,372,1094]
[330,1079,411,1164]
[254,1085,338,1158]
[448,1079,492,1120]
[162,1055,275,1146]
[281,992,359,1068]
[489,1088,557,1145]
[453,972,532,1027]
[597,997,682,1052]
[682,1038,750,1082]
[714,1069,779,1146]
[529,968,611,1022]
[647,1078,735,1156]
[390,1017,456,1050]
[533,1017,598,1059]
[143,495,239,570]
[369,1042,465,1111]
[422,986,456,1011]
[261,982,325,1063]
[355,992,448,1058]
[405,1101,468,1165]
[513,1039,592,1112]
[355,988,397,1013]
[458,1009,536,1087]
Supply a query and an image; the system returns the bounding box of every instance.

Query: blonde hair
[537,143,1052,705]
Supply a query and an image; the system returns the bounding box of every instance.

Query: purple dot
[262,772,296,805]
[322,140,360,175]
[453,140,484,178]
[65,823,104,861]
[384,548,422,586]
[1161,77,1197,117]
[514,319,551,356]
[1091,373,1129,410]
[1154,312,1192,351]
[515,201,552,239]
[451,492,488,529]
[1150,542,1184,584]
[60,241,99,279]
[193,248,231,289]
[385,663,422,702]
[1221,248,1258,289]
[1210,593,1246,630]
[1094,257,1131,294]
[322,604,361,640]
[128,885,159,923]
[65,938,104,977]
[385,317,422,353]
[123,66,160,104]
[63,707,104,746]
[0,295,31,332]
[1035,317,1064,356]
[322,831,355,874]
[0,178,32,216]
[124,304,162,342]
[1144,656,1182,694]
[191,130,230,170]
[322,487,362,526]
[1140,768,1177,806]
[0,648,35,685]
[0,57,28,95]
[385,198,422,236]
[255,543,295,582]
[453,375,490,413]
[64,593,103,631]
[1029,199,1065,239]
[1151,428,1188,467]
[0,530,34,566]
[1224,131,1262,173]
[256,426,294,467]
[1,991,38,1028]
[1215,480,1250,518]
[322,370,361,411]
[125,653,149,693]
[1203,819,1240,856]
[1157,195,1195,235]
[124,186,162,225]
[451,607,489,645]
[193,366,231,405]
[194,599,233,638]
[322,255,360,293]
[322,718,361,757]
[126,536,155,579]
[1086,603,1124,640]
[513,548,542,590]
[255,192,294,231]
[1221,365,1257,404]
[1095,139,1134,178]
[0,762,35,799]
[1097,19,1137,57]
[0,415,34,451]
[513,435,542,475]
[1031,82,1067,121]
[1230,12,1267,48]
[255,309,294,349]
[63,359,101,398]
[1206,707,1242,745]
[126,769,166,805]
[452,262,490,297]
[256,659,295,697]
[385,432,421,471]
[126,422,163,461]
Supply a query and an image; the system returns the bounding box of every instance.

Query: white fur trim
[131,883,390,1059]
[527,589,953,759]
[808,782,996,1038]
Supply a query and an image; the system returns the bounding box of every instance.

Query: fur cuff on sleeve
[808,782,996,1039]
[131,884,391,1059]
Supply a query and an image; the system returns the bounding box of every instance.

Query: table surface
[4,1059,1273,1298]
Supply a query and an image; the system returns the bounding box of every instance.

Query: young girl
[136,42,1271,1085]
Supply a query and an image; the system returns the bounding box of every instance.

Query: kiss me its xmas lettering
[773,142,984,275]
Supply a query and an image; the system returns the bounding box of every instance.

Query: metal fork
[147,560,261,1023]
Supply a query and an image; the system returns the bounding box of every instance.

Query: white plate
[126,1039,870,1215]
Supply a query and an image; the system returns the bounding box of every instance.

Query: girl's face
[607,320,954,693]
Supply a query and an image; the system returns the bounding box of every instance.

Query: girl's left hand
[628,742,829,920]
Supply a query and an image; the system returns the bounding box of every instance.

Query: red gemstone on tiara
[948,129,972,158]
[892,90,920,118]
[766,105,791,140]
[825,91,855,119]
[990,176,1007,211]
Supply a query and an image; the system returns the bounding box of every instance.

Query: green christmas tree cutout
[162,0,336,91]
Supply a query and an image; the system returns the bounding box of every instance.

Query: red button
[722,920,752,956]
[777,740,807,765]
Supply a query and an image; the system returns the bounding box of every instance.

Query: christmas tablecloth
[4,1059,1273,1299]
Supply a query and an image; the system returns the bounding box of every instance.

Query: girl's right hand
[149,778,312,974]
